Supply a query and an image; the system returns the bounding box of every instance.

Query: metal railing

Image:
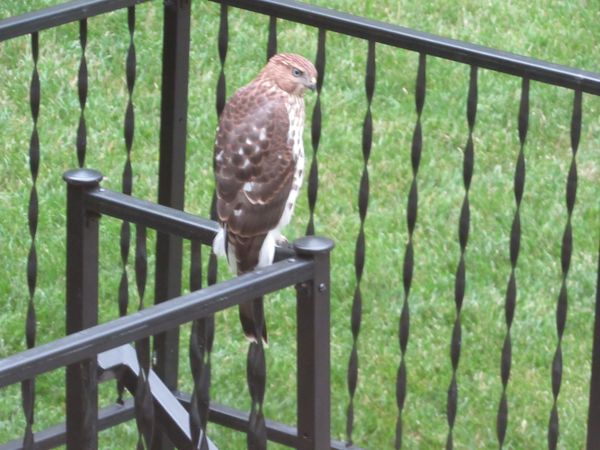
[210,1,600,448]
[0,0,598,449]
[0,168,334,449]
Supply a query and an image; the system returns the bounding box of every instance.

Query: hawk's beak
[308,76,317,91]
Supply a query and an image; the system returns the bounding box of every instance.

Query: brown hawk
[212,53,317,344]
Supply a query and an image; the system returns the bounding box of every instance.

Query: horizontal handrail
[212,0,600,95]
[0,0,152,42]
[87,187,220,245]
[86,187,296,260]
[86,186,296,259]
[0,256,313,388]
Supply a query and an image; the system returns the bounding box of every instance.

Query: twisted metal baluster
[207,2,228,276]
[135,225,148,363]
[194,8,226,441]
[247,331,267,449]
[548,88,581,450]
[121,6,137,278]
[395,52,426,449]
[215,4,228,119]
[497,77,529,447]
[191,6,226,446]
[189,241,214,450]
[134,224,153,450]
[267,16,277,60]
[77,19,88,167]
[116,7,137,404]
[189,241,203,448]
[246,17,271,441]
[306,28,326,236]
[22,31,40,450]
[110,7,152,446]
[446,65,477,450]
[117,222,131,321]
[346,40,375,446]
[207,3,227,286]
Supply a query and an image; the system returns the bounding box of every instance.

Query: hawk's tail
[239,297,268,345]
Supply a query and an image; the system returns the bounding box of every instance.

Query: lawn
[0,0,599,449]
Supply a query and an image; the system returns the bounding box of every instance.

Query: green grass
[1,0,599,449]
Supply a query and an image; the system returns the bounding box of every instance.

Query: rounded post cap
[293,236,335,256]
[63,168,103,186]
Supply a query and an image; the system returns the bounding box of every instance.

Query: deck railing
[0,0,598,449]
[0,168,334,449]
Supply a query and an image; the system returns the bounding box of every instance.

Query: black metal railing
[0,168,334,449]
[211,1,599,448]
[1,0,599,449]
[1,2,190,448]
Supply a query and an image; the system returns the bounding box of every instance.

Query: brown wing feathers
[215,90,294,251]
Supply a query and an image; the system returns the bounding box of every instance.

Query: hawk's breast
[276,95,305,231]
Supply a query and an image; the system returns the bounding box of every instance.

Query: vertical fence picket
[209,0,228,262]
[346,39,375,446]
[446,65,477,450]
[395,52,425,449]
[548,88,581,450]
[116,6,137,402]
[306,28,326,236]
[135,225,148,347]
[208,2,228,286]
[201,8,228,440]
[246,334,267,449]
[216,4,228,120]
[22,31,41,450]
[189,241,213,450]
[194,6,225,445]
[134,223,154,450]
[189,242,203,447]
[267,15,277,60]
[118,224,131,320]
[497,77,528,447]
[76,19,88,167]
[117,10,154,446]
[154,5,192,448]
[123,6,136,198]
[116,226,129,402]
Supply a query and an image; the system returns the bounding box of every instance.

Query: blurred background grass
[0,0,599,448]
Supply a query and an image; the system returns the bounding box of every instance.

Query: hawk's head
[262,53,317,97]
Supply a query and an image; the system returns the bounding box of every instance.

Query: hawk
[212,53,317,344]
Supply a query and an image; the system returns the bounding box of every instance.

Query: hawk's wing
[214,85,294,272]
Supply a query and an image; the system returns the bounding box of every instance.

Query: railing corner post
[154,0,191,448]
[294,236,334,450]
[63,168,102,450]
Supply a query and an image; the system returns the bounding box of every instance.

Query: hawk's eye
[292,67,303,77]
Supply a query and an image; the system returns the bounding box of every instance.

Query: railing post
[293,236,334,450]
[154,1,191,448]
[63,168,102,450]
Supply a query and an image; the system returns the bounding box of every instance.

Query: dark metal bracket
[97,345,218,450]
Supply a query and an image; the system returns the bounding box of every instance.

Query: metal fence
[0,0,599,449]
[1,167,334,449]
